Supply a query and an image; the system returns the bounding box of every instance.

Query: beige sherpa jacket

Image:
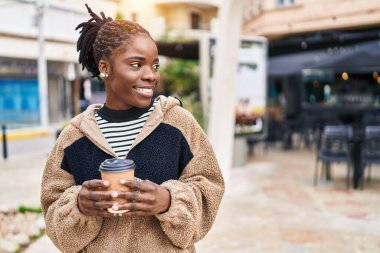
[41,95,225,253]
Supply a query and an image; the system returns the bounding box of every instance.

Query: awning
[157,41,199,60]
[312,41,380,70]
[269,40,380,76]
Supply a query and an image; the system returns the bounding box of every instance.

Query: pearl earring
[100,73,108,79]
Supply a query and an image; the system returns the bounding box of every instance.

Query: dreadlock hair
[76,4,153,79]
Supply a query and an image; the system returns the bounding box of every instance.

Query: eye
[153,64,160,71]
[130,62,141,69]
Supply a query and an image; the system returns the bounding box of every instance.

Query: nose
[141,66,157,83]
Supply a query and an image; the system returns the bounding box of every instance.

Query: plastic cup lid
[99,158,135,172]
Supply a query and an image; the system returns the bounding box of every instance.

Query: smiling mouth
[134,87,153,95]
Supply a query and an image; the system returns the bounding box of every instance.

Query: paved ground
[198,146,380,253]
[0,136,55,211]
[1,138,380,252]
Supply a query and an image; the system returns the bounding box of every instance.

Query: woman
[41,4,224,253]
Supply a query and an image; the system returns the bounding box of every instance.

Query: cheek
[155,73,161,82]
[120,72,140,85]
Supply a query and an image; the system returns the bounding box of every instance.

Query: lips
[135,87,153,93]
[134,87,154,97]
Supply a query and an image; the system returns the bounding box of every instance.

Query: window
[190,12,201,29]
[0,78,40,124]
[276,0,295,7]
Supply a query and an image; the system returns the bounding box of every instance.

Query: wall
[0,0,117,126]
[243,0,380,38]
[119,0,218,39]
[0,0,117,61]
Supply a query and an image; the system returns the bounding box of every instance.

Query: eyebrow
[127,56,159,61]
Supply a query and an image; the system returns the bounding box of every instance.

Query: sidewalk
[0,126,53,142]
[2,140,380,252]
[0,135,58,253]
[197,147,380,253]
[0,136,55,211]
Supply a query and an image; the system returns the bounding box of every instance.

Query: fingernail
[103,180,110,186]
[110,192,118,198]
[120,179,126,184]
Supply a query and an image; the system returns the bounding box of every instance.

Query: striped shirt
[95,101,157,158]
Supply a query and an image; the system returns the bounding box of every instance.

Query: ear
[98,59,110,76]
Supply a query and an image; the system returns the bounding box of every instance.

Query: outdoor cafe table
[320,126,364,189]
[350,127,365,189]
[302,103,380,189]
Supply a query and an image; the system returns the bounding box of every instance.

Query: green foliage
[159,32,194,43]
[160,59,204,127]
[160,59,199,96]
[181,93,205,129]
[115,11,124,20]
[17,205,42,214]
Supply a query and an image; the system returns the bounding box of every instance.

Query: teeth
[136,88,152,93]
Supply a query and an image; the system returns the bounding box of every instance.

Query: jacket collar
[70,95,180,157]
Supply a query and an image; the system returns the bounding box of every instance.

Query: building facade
[241,0,380,147]
[0,0,116,128]
[243,0,380,39]
[118,0,219,39]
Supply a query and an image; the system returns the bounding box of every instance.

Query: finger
[93,201,117,211]
[106,203,130,215]
[117,202,152,214]
[121,206,151,216]
[127,201,135,212]
[79,198,112,210]
[131,191,137,202]
[83,180,110,189]
[118,191,151,203]
[87,191,107,201]
[120,179,155,192]
[135,178,142,192]
[114,202,134,213]
[89,190,95,201]
[98,210,118,218]
[87,190,114,201]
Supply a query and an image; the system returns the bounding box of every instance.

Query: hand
[77,179,117,217]
[114,179,171,216]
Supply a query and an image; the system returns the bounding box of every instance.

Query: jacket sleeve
[155,107,225,249]
[40,125,103,253]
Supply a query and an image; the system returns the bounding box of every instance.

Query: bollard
[2,125,7,160]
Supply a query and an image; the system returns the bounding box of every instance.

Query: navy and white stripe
[95,101,156,158]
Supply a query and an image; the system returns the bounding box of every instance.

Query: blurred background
[1,0,380,252]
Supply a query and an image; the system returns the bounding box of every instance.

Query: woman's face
[101,34,160,110]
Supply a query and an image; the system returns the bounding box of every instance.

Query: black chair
[363,114,380,126]
[314,125,353,188]
[362,126,380,185]
[262,118,286,152]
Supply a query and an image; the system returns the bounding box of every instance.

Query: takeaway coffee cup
[99,158,136,214]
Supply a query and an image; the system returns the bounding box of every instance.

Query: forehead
[117,34,158,57]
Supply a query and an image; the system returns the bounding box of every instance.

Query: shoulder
[164,103,197,124]
[172,105,196,122]
[56,124,83,149]
[163,106,207,145]
[157,95,202,131]
[56,112,88,150]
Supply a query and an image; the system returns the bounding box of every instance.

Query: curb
[0,128,53,141]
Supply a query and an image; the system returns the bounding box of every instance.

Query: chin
[134,98,152,108]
